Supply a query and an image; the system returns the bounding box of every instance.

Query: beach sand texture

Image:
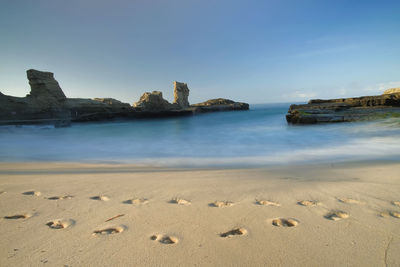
[0,162,399,266]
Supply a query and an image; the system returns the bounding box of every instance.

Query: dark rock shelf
[286,93,400,124]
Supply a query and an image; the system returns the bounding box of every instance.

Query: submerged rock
[173,81,190,109]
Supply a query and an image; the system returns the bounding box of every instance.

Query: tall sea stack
[173,81,189,109]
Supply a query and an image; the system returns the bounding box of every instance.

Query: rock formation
[0,69,249,126]
[193,98,236,106]
[384,88,400,94]
[0,70,70,125]
[191,98,249,112]
[26,69,66,101]
[133,91,174,111]
[65,97,132,122]
[93,98,131,108]
[286,93,400,124]
[173,81,189,108]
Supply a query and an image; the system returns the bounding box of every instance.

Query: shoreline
[1,161,399,266]
[2,106,400,169]
[1,158,400,172]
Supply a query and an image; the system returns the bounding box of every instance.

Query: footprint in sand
[124,198,149,205]
[220,228,247,238]
[272,218,299,227]
[93,226,124,236]
[150,234,179,244]
[379,211,400,218]
[298,200,321,207]
[4,213,32,220]
[255,200,281,206]
[390,211,400,218]
[210,201,234,208]
[0,191,6,195]
[337,198,365,205]
[46,219,74,229]
[90,195,110,201]
[325,211,349,221]
[48,195,73,200]
[392,201,400,207]
[169,198,191,206]
[379,211,390,218]
[23,191,41,196]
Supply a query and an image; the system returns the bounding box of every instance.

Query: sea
[1,103,400,167]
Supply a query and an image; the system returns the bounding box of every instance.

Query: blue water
[1,103,400,167]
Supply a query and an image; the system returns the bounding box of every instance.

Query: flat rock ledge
[286,93,400,124]
[191,98,249,112]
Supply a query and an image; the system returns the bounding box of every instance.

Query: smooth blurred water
[1,103,400,167]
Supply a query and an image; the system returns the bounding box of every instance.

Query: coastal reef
[286,91,400,124]
[0,69,249,126]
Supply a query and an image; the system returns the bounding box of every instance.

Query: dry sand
[0,162,399,266]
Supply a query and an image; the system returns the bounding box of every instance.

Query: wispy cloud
[330,81,400,99]
[364,81,400,94]
[305,34,353,45]
[338,88,348,96]
[282,91,317,100]
[293,45,358,58]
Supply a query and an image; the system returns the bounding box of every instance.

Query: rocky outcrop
[191,98,249,112]
[27,69,66,101]
[65,98,132,121]
[93,98,131,108]
[286,93,400,124]
[384,88,400,95]
[0,70,70,125]
[0,94,35,121]
[173,81,189,108]
[0,70,134,125]
[133,91,175,111]
[0,69,249,126]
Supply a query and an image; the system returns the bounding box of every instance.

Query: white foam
[127,136,400,167]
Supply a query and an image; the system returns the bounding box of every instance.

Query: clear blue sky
[1,0,399,104]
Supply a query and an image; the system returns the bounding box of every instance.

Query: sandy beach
[0,162,399,266]
[2,0,400,266]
